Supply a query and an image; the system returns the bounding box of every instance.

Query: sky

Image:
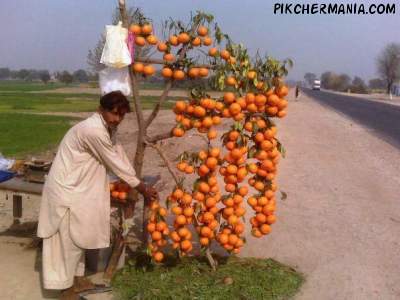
[0,0,398,81]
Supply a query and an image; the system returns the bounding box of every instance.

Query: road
[302,88,400,149]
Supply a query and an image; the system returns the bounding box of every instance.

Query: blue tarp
[0,170,15,183]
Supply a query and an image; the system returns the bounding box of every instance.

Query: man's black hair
[100,91,131,114]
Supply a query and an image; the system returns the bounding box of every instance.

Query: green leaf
[280,191,288,200]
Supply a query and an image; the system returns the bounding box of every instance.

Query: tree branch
[144,80,173,129]
[147,142,181,185]
[135,57,213,69]
[146,131,173,143]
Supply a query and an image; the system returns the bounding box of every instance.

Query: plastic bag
[100,21,132,68]
[0,152,14,171]
[99,67,131,96]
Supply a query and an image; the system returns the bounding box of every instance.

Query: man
[37,91,157,300]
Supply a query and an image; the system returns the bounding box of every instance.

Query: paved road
[302,88,400,149]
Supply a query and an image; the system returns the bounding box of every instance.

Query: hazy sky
[0,0,398,81]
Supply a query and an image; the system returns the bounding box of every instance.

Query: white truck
[312,79,321,90]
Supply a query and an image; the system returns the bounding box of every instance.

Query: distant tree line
[303,42,400,95]
[0,67,97,84]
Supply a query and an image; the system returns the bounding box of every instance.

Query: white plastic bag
[99,67,131,96]
[0,152,14,171]
[100,21,132,68]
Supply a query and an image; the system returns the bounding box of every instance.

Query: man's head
[98,91,131,129]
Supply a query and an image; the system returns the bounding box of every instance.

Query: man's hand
[135,182,159,200]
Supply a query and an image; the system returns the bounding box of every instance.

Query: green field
[0,81,177,157]
[113,255,304,300]
[0,80,71,92]
[0,113,76,157]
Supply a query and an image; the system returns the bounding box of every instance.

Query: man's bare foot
[60,287,80,300]
[73,276,96,293]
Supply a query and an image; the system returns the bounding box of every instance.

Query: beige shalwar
[37,112,140,289]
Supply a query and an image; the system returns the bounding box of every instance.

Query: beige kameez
[37,112,140,289]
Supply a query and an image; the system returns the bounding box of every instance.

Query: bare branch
[146,131,173,143]
[144,80,173,129]
[147,142,181,185]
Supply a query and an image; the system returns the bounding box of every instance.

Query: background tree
[368,78,385,90]
[58,71,73,84]
[304,72,316,87]
[39,70,51,84]
[349,76,367,94]
[73,69,89,83]
[16,69,30,80]
[376,42,400,94]
[0,68,11,80]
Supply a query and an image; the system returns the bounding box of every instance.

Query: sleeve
[83,128,141,188]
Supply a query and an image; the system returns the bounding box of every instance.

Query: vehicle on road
[312,80,321,90]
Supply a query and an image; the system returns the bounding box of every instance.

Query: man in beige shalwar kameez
[37,91,157,300]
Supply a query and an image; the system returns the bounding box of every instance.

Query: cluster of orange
[168,188,194,254]
[215,131,249,253]
[192,148,222,248]
[172,99,221,139]
[146,198,169,262]
[109,181,130,203]
[130,24,213,80]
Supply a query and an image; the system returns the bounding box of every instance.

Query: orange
[146,34,158,45]
[129,24,141,34]
[153,251,164,262]
[251,228,262,238]
[226,76,237,86]
[198,68,209,77]
[172,206,182,215]
[151,231,162,241]
[266,214,276,224]
[208,47,218,57]
[177,161,187,172]
[197,25,208,36]
[223,92,235,104]
[228,234,238,246]
[229,102,241,115]
[247,70,257,80]
[228,131,239,141]
[266,106,278,116]
[238,186,248,196]
[169,35,179,46]
[173,188,184,199]
[200,237,209,246]
[198,164,210,176]
[188,68,199,78]
[141,24,153,35]
[163,53,175,62]
[255,94,267,106]
[209,147,220,158]
[261,140,273,151]
[267,94,280,106]
[248,163,258,174]
[254,181,265,191]
[206,157,218,169]
[202,36,212,46]
[225,183,236,193]
[176,215,187,225]
[247,103,258,113]
[200,226,212,237]
[143,65,155,76]
[277,110,287,118]
[173,70,185,80]
[198,182,210,193]
[220,50,230,60]
[157,42,168,52]
[207,129,217,140]
[147,222,156,233]
[172,127,184,137]
[212,115,221,125]
[135,36,146,46]
[218,233,229,244]
[180,240,192,251]
[184,165,194,174]
[277,99,288,110]
[161,67,173,78]
[260,224,271,235]
[156,222,167,232]
[276,85,289,97]
[226,164,238,175]
[246,93,255,104]
[132,62,144,73]
[191,37,201,46]
[178,32,190,44]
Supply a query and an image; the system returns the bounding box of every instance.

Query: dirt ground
[1,90,400,299]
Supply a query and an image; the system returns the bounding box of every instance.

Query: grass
[0,112,77,157]
[0,92,177,113]
[112,254,304,300]
[0,80,70,92]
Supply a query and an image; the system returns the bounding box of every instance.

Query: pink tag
[128,32,135,62]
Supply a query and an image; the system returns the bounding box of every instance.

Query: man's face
[100,107,126,129]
